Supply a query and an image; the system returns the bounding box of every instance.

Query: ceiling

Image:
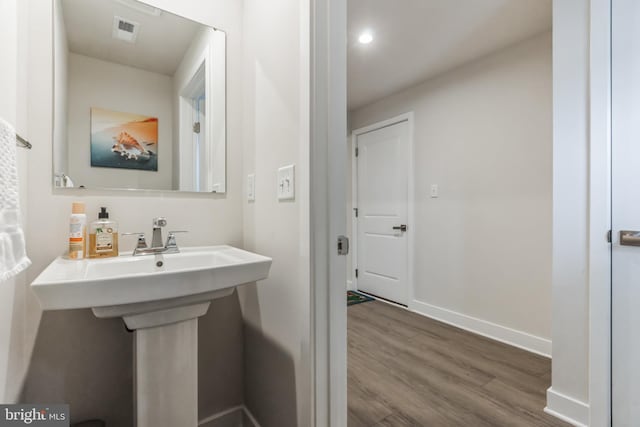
[61,0,204,76]
[348,0,552,110]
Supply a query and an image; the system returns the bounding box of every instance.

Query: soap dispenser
[88,207,119,258]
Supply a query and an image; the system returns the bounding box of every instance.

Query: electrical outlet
[277,165,295,201]
[247,174,255,201]
[430,184,439,198]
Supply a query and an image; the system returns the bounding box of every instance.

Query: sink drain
[156,260,164,267]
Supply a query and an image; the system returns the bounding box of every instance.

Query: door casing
[313,0,613,424]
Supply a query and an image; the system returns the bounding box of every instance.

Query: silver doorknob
[620,230,640,246]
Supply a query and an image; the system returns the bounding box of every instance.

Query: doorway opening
[345,1,561,425]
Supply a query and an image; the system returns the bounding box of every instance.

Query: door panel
[612,0,640,423]
[356,120,409,305]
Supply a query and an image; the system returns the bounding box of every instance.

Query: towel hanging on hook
[0,117,32,281]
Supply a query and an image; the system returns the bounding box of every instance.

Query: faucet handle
[165,231,188,248]
[153,217,167,228]
[122,232,148,249]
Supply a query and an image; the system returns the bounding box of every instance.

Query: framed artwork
[90,107,158,171]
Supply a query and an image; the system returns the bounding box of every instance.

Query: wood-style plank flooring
[348,301,569,427]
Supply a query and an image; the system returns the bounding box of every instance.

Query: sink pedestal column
[125,302,211,427]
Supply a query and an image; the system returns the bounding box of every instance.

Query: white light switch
[247,174,255,201]
[430,184,439,198]
[277,165,295,201]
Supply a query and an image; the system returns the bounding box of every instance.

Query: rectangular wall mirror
[52,0,226,193]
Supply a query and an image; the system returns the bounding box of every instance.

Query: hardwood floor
[347,301,569,427]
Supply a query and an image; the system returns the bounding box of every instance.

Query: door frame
[351,112,415,306]
[588,0,612,424]
[309,0,347,424]
[313,0,613,424]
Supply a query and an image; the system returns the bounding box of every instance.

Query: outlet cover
[277,165,295,201]
[430,184,439,198]
[247,174,255,201]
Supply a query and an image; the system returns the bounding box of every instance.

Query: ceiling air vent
[112,16,140,43]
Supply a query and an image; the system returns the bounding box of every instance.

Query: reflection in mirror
[53,0,226,193]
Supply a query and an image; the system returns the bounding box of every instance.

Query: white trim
[346,280,354,291]
[351,113,412,136]
[243,406,261,427]
[351,112,415,305]
[409,299,552,357]
[310,0,348,425]
[177,29,226,193]
[350,136,358,288]
[545,388,590,427]
[198,405,243,425]
[198,405,261,427]
[588,0,612,425]
[407,115,415,306]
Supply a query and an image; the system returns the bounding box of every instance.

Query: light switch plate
[247,174,255,201]
[277,165,295,201]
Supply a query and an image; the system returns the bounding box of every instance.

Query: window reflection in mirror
[52,0,226,193]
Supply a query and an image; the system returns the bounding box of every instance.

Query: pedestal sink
[30,245,272,427]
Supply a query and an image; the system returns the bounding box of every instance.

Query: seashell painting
[90,107,158,171]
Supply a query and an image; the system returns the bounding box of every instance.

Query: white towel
[0,117,31,281]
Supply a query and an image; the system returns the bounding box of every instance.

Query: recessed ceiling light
[358,31,373,44]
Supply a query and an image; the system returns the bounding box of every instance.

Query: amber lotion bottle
[88,207,119,258]
[68,202,87,259]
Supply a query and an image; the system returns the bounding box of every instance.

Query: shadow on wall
[19,309,133,426]
[198,292,244,419]
[243,319,297,427]
[20,292,245,427]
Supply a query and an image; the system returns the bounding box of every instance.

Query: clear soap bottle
[88,207,119,258]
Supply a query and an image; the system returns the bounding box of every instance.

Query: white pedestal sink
[31,245,271,427]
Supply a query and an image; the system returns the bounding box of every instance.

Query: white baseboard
[544,387,589,427]
[243,406,261,427]
[409,300,552,357]
[346,280,355,291]
[199,405,261,427]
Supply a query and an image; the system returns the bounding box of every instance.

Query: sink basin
[30,245,271,427]
[31,245,271,312]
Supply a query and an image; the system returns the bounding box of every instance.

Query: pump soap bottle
[88,207,119,258]
[68,202,87,259]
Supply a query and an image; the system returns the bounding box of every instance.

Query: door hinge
[355,147,359,157]
[337,235,349,255]
[607,229,612,243]
[355,269,358,278]
[354,208,358,218]
[193,122,201,134]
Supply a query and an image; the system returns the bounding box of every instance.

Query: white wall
[0,0,30,404]
[52,0,68,177]
[546,0,591,423]
[239,0,311,425]
[66,53,173,190]
[15,0,247,422]
[350,33,553,353]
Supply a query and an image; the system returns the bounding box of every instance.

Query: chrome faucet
[122,217,188,256]
[151,217,167,248]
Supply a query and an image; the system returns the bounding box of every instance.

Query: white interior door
[612,0,640,423]
[355,118,409,305]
